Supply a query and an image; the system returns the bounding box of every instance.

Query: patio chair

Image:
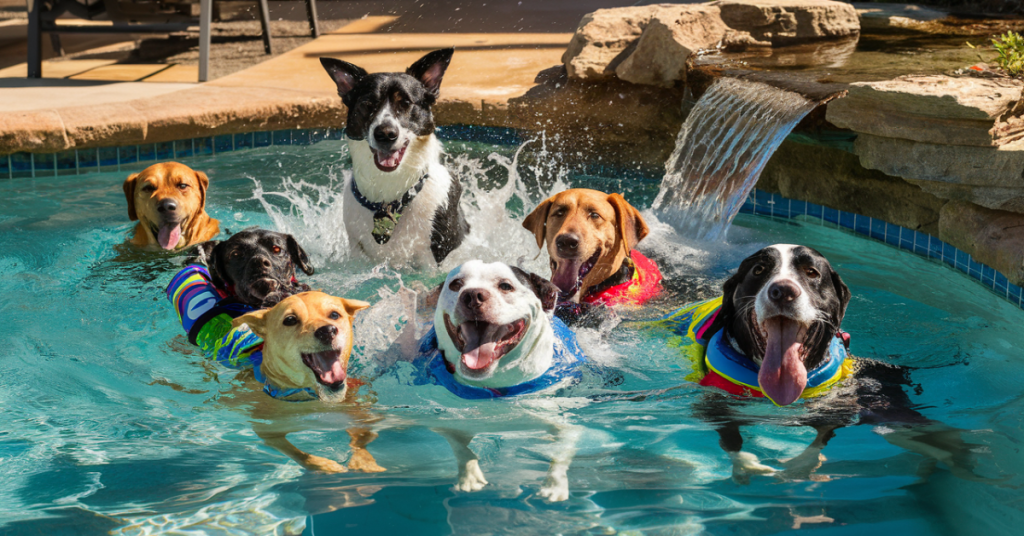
[25,0,321,82]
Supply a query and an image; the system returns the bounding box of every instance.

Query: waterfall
[652,77,818,241]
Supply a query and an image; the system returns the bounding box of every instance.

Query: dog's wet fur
[123,162,220,251]
[204,229,315,308]
[320,48,469,266]
[698,244,992,483]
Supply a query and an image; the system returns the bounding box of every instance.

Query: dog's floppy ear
[407,48,454,98]
[342,298,371,317]
[285,234,314,276]
[704,258,751,337]
[195,170,209,210]
[122,173,140,221]
[607,193,649,253]
[511,266,559,313]
[320,57,368,104]
[830,266,851,326]
[522,198,553,249]
[232,309,268,337]
[208,240,232,290]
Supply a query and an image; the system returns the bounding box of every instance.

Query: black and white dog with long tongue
[320,48,469,267]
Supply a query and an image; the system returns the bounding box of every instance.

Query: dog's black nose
[555,233,579,254]
[460,288,490,310]
[768,280,802,303]
[157,199,177,213]
[373,125,399,144]
[315,325,338,345]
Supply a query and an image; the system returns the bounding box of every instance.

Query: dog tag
[371,204,401,244]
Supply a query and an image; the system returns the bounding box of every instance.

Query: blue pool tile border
[1,125,1020,312]
[739,189,1024,311]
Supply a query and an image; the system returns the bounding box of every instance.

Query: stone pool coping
[1,124,1018,313]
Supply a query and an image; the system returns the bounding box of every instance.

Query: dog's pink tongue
[308,350,346,384]
[157,223,181,250]
[551,260,581,296]
[460,324,499,370]
[320,358,346,384]
[758,317,807,407]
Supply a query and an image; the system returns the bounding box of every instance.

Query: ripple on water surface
[0,140,1022,535]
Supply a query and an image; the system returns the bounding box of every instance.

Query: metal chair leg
[305,0,320,38]
[27,0,43,78]
[257,0,273,55]
[50,33,65,56]
[198,0,212,81]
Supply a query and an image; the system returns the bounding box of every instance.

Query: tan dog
[523,188,650,302]
[123,162,220,251]
[230,291,385,473]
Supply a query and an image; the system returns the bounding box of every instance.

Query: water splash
[652,77,817,241]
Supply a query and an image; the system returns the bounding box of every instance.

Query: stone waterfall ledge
[562,0,859,87]
[826,75,1024,147]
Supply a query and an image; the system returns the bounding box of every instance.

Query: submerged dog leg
[538,423,582,502]
[780,424,839,481]
[435,428,488,492]
[347,427,386,473]
[254,425,347,473]
[716,423,777,484]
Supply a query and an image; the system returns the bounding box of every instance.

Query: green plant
[992,31,1024,77]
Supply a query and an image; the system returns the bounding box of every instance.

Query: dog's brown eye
[806,268,820,279]
[449,279,464,292]
[230,250,240,258]
[498,281,514,292]
[552,208,566,218]
[282,315,299,326]
[177,183,189,190]
[753,264,765,276]
[142,184,156,193]
[329,311,340,320]
[589,211,600,220]
[272,246,282,254]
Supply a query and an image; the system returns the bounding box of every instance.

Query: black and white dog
[697,244,988,483]
[320,48,469,267]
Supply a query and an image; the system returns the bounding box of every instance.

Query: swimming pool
[1,139,1022,535]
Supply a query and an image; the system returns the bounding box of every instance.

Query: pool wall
[2,125,1020,312]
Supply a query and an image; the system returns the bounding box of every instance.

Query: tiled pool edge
[0,126,526,179]
[2,126,1020,312]
[739,189,1024,311]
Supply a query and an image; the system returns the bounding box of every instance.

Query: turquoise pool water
[1,140,1022,535]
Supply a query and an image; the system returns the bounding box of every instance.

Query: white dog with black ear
[320,48,470,268]
[415,260,588,501]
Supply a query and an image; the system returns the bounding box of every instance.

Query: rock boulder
[714,0,860,44]
[939,201,1024,286]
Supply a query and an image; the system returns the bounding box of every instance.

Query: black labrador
[197,229,315,308]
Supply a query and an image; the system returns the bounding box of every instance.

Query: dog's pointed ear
[320,57,368,103]
[195,170,209,209]
[522,198,553,249]
[607,193,649,253]
[208,241,232,290]
[285,234,314,276]
[122,173,140,221]
[830,267,851,325]
[407,48,454,98]
[511,266,559,313]
[232,309,268,337]
[342,298,371,317]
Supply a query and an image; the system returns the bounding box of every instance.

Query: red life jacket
[581,250,662,307]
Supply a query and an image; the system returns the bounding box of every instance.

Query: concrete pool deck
[0,0,669,155]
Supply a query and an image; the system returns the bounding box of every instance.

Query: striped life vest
[166,265,319,401]
[651,297,854,404]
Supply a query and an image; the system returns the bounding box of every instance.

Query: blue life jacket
[414,317,587,399]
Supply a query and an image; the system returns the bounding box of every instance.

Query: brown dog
[230,291,385,473]
[523,188,651,303]
[123,162,220,251]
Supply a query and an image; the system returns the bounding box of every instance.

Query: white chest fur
[344,135,454,268]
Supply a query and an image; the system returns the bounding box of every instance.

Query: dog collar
[350,174,429,245]
[414,317,588,399]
